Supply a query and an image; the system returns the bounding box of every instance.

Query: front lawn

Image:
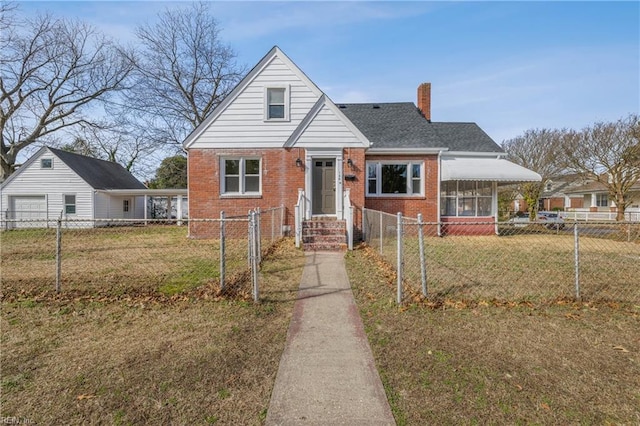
[1,239,305,424]
[346,245,640,424]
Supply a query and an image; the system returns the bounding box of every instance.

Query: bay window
[440,181,493,216]
[366,161,423,196]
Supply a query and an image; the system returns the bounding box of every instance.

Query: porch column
[590,193,597,208]
[304,156,312,220]
[166,196,172,220]
[336,156,344,219]
[144,195,148,225]
[177,195,183,226]
[492,182,498,235]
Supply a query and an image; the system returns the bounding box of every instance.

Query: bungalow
[184,46,541,244]
[564,178,640,221]
[0,147,186,228]
[511,173,586,214]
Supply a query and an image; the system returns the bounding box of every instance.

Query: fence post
[397,212,403,305]
[418,213,427,298]
[271,207,275,242]
[248,210,252,268]
[574,221,581,300]
[280,204,284,239]
[220,211,226,292]
[250,211,259,302]
[380,210,384,255]
[256,207,262,264]
[56,213,62,293]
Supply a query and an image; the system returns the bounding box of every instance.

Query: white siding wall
[93,192,110,220]
[190,56,320,148]
[1,149,94,221]
[134,196,145,218]
[295,104,364,146]
[93,194,145,220]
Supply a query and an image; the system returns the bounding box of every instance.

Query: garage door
[10,195,47,228]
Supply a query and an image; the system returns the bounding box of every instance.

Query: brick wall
[188,148,305,238]
[343,148,366,236]
[364,154,439,221]
[188,149,440,238]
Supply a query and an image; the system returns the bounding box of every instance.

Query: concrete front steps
[302,219,347,252]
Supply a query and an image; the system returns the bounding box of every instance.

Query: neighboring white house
[564,178,640,221]
[1,147,147,228]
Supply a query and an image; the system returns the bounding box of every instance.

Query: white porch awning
[441,157,542,182]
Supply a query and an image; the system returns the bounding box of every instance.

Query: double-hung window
[64,194,76,215]
[265,86,289,121]
[596,193,608,207]
[366,161,423,196]
[222,158,261,195]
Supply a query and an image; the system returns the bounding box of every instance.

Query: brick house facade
[184,46,541,241]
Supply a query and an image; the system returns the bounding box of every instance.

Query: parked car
[508,212,531,227]
[537,211,565,230]
[507,211,565,230]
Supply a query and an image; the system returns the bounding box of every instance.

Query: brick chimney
[417,82,431,122]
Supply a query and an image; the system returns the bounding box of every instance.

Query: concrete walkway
[266,252,396,426]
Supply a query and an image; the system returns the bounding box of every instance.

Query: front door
[312,159,336,215]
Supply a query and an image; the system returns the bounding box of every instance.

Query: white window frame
[123,199,130,212]
[64,194,76,215]
[596,193,608,207]
[366,161,424,197]
[220,157,262,196]
[264,85,290,122]
[440,181,493,217]
[41,158,53,169]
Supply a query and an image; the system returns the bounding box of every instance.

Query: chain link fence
[362,208,640,305]
[0,206,285,303]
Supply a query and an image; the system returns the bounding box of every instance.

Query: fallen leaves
[612,345,629,353]
[76,394,96,400]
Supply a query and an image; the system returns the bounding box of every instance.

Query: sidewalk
[266,252,396,426]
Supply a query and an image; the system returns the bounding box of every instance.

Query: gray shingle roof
[338,102,503,153]
[49,147,146,190]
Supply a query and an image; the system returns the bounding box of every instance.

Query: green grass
[0,225,250,300]
[373,232,639,303]
[1,239,306,424]
[346,245,640,425]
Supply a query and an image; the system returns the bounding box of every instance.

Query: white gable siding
[1,149,94,222]
[294,104,366,147]
[189,56,320,148]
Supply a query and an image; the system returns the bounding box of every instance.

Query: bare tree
[563,114,640,221]
[127,1,245,147]
[68,122,160,178]
[0,9,134,180]
[502,129,566,219]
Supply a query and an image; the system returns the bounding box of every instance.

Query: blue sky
[18,1,640,144]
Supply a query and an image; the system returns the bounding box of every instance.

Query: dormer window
[41,158,53,169]
[265,86,289,121]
